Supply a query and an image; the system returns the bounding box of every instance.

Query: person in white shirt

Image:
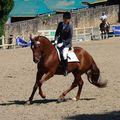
[100,12,107,22]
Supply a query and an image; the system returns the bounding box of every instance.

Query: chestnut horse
[27,34,107,104]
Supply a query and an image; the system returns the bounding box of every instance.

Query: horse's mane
[38,36,50,41]
[37,35,56,54]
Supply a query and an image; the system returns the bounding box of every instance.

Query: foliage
[0,0,14,36]
[107,0,119,4]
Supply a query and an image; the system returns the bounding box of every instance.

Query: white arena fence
[0,27,101,49]
[38,27,101,42]
[0,35,16,49]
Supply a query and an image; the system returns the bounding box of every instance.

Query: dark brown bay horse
[100,21,110,39]
[27,34,107,104]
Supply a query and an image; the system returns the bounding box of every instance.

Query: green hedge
[0,0,14,37]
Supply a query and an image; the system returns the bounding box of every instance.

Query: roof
[10,0,108,17]
[9,0,53,17]
[9,0,87,17]
[44,0,87,11]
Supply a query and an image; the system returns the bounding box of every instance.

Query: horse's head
[87,64,107,88]
[30,34,43,63]
[102,19,106,23]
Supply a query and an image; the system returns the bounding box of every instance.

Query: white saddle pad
[56,47,79,63]
[67,51,79,62]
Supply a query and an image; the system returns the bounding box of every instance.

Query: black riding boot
[63,59,68,76]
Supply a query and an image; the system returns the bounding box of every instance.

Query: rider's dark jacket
[55,22,73,48]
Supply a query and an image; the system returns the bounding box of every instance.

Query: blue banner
[112,26,120,35]
[16,37,31,47]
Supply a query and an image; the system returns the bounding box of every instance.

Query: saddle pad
[67,51,79,62]
[55,47,79,63]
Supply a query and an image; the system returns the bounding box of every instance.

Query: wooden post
[91,26,94,40]
[2,35,5,49]
[84,27,86,40]
[75,29,77,41]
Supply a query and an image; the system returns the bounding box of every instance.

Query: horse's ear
[30,33,38,41]
[30,33,34,41]
[30,33,35,41]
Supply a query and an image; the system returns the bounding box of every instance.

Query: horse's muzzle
[33,56,41,63]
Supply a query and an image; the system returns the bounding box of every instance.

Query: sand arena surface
[0,37,120,120]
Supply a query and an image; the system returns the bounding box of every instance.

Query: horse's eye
[36,41,40,45]
[31,45,34,49]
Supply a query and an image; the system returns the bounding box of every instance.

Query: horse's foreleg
[104,32,107,39]
[27,72,43,104]
[28,83,38,103]
[39,72,54,98]
[58,79,78,102]
[38,83,46,99]
[106,29,109,38]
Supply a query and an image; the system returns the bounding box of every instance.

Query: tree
[0,0,14,36]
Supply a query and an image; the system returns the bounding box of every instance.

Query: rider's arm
[55,22,62,41]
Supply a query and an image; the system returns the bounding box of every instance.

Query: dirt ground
[0,37,120,120]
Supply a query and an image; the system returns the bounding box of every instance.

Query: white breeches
[63,47,69,60]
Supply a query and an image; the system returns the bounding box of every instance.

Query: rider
[54,12,73,76]
[100,12,108,25]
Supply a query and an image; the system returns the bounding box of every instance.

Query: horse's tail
[86,60,107,88]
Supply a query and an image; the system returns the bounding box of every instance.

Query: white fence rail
[38,27,101,42]
[0,35,16,49]
[38,30,56,41]
[0,27,101,50]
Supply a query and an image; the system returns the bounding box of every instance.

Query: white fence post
[2,35,5,49]
[83,27,86,40]
[0,35,17,50]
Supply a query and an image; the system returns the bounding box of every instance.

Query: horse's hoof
[72,97,79,101]
[57,98,65,103]
[41,95,46,99]
[25,100,33,105]
[57,99,63,103]
[72,97,77,101]
[39,93,46,99]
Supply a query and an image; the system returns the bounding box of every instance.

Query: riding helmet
[63,12,71,19]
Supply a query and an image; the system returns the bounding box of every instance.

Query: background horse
[27,34,107,104]
[100,21,110,39]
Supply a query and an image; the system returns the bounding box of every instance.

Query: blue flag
[16,37,31,47]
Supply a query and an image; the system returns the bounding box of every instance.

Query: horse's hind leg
[72,71,84,101]
[58,71,82,102]
[58,79,78,102]
[74,77,84,101]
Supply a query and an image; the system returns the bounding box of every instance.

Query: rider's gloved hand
[52,40,57,45]
[54,36,59,45]
[57,43,63,48]
[54,40,57,44]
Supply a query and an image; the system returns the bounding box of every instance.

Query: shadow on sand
[0,99,57,106]
[64,111,120,120]
[0,97,96,106]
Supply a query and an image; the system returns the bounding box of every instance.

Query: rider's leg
[62,47,69,76]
